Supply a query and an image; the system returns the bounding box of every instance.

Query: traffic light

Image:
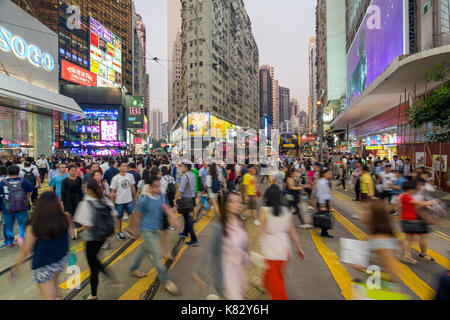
[0,137,3,148]
[327,136,334,148]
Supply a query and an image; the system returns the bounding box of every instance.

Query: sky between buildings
[134,0,317,122]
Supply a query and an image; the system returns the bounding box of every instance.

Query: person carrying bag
[313,168,334,238]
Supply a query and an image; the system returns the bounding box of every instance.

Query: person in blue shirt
[49,163,69,199]
[128,163,141,189]
[103,161,119,185]
[0,165,33,247]
[129,176,181,295]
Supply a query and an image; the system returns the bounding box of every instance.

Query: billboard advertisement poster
[61,59,97,87]
[300,134,316,143]
[90,17,121,88]
[415,152,425,168]
[347,0,405,105]
[100,120,118,141]
[90,59,99,74]
[211,116,227,139]
[188,113,210,137]
[433,155,447,172]
[126,96,144,129]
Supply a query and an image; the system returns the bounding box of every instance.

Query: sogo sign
[0,25,55,71]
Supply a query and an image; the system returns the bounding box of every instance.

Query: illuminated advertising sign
[100,120,118,141]
[300,134,316,143]
[134,137,143,144]
[211,116,227,139]
[61,59,96,87]
[347,0,406,105]
[366,136,382,146]
[0,24,55,72]
[126,96,144,129]
[78,126,100,133]
[89,17,121,88]
[188,113,210,137]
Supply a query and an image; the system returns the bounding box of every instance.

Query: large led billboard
[89,17,122,88]
[346,0,406,105]
[126,96,144,129]
[61,59,97,87]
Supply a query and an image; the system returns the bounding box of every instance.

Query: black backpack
[166,177,176,201]
[22,169,36,187]
[89,201,115,241]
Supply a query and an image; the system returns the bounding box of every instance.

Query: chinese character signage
[300,134,316,143]
[100,120,118,141]
[61,59,97,87]
[89,17,122,88]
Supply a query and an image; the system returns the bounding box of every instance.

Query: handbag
[401,220,428,234]
[313,210,332,229]
[176,173,194,213]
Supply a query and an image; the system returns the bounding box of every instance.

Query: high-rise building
[12,0,134,93]
[132,8,147,98]
[272,78,280,130]
[259,65,273,129]
[279,87,290,123]
[290,98,299,118]
[179,0,260,129]
[171,31,184,131]
[150,108,163,141]
[308,36,318,133]
[168,0,183,131]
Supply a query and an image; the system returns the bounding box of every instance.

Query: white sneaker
[351,214,359,219]
[206,294,220,300]
[117,232,125,240]
[254,219,260,226]
[101,242,110,250]
[123,215,129,221]
[164,280,179,295]
[298,224,313,229]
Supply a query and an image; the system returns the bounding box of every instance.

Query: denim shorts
[115,202,135,219]
[32,255,68,284]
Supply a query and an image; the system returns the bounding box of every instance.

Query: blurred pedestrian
[252,184,304,300]
[11,191,72,299]
[49,163,69,200]
[206,163,223,218]
[74,179,117,300]
[194,191,249,300]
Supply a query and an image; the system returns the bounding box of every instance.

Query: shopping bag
[201,195,209,211]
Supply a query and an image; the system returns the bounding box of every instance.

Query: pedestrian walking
[0,165,33,247]
[242,164,260,225]
[20,161,41,205]
[252,184,305,300]
[314,167,334,238]
[36,155,49,183]
[11,191,72,299]
[175,161,198,246]
[74,179,117,300]
[206,163,223,218]
[194,191,249,300]
[110,161,137,240]
[49,163,69,200]
[129,176,181,295]
[61,165,83,240]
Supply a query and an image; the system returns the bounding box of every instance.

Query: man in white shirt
[110,161,137,240]
[20,161,41,205]
[36,154,49,182]
[390,155,403,171]
[379,164,396,202]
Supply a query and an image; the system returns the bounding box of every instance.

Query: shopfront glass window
[0,106,52,157]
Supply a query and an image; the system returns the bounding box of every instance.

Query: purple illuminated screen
[100,120,118,141]
[347,0,405,105]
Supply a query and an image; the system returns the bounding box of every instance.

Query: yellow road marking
[435,230,450,239]
[60,221,131,290]
[332,209,435,300]
[432,232,450,244]
[119,212,215,300]
[309,230,353,300]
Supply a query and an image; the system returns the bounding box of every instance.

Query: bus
[279,133,300,162]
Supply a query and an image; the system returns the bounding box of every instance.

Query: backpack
[22,169,36,187]
[212,177,221,193]
[89,201,115,241]
[3,178,28,213]
[166,177,176,201]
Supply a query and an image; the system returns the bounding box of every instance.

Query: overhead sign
[89,17,122,88]
[100,120,118,141]
[61,59,96,86]
[366,146,383,150]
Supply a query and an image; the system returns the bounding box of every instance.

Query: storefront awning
[0,73,85,119]
[331,45,450,130]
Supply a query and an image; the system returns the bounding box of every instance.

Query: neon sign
[0,24,55,71]
[100,120,117,141]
